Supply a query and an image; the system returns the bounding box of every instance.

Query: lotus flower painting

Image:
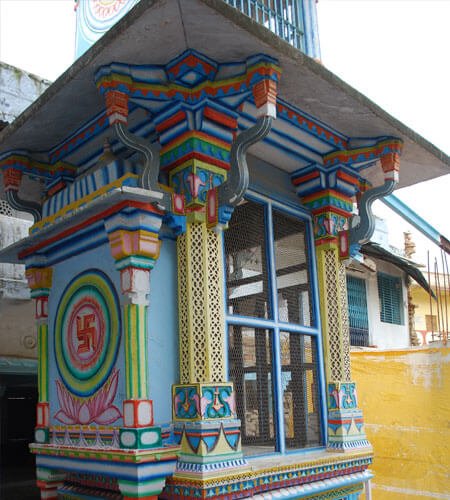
[55,369,121,425]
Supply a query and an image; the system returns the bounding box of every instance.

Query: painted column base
[327,408,371,451]
[161,419,249,497]
[327,382,371,452]
[174,419,248,471]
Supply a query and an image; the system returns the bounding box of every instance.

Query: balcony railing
[224,0,305,50]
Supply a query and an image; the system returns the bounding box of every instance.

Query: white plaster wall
[0,62,50,123]
[365,260,410,349]
[0,215,36,359]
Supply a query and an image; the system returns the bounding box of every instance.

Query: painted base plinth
[161,449,373,499]
[31,443,179,499]
[120,426,162,449]
[327,409,371,451]
[174,419,247,472]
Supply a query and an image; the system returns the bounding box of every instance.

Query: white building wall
[365,260,410,349]
[0,62,50,123]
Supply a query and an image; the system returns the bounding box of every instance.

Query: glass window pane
[228,325,275,456]
[224,201,271,319]
[273,209,313,326]
[280,331,322,449]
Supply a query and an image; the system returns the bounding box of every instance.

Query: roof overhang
[0,0,448,192]
[361,242,436,298]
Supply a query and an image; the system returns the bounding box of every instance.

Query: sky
[0,0,449,264]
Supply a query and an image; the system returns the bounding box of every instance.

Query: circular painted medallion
[55,271,120,396]
[78,0,139,43]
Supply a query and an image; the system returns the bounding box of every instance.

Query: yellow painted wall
[412,284,449,345]
[351,347,450,499]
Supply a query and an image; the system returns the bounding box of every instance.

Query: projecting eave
[0,0,448,191]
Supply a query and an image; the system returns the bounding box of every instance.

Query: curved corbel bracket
[114,122,171,211]
[219,116,273,209]
[350,179,397,250]
[5,190,42,222]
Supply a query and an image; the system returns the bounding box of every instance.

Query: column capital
[104,207,164,271]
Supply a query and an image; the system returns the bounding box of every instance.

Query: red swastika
[76,314,97,354]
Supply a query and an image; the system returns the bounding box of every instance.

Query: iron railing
[224,0,305,50]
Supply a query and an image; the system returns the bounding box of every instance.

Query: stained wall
[352,347,450,499]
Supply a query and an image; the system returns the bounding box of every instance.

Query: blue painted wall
[48,235,178,427]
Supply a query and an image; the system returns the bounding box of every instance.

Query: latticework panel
[207,228,225,382]
[177,232,190,384]
[0,199,15,217]
[323,248,342,382]
[186,223,208,383]
[338,261,351,382]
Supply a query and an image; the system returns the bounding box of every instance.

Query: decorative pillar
[164,101,248,478]
[293,141,402,451]
[293,167,370,452]
[25,266,53,444]
[25,266,66,499]
[158,57,278,497]
[104,205,165,451]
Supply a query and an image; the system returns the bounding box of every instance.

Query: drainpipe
[350,152,400,256]
[219,116,273,209]
[113,122,171,211]
[350,179,397,250]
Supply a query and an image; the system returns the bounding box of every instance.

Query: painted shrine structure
[0,1,449,499]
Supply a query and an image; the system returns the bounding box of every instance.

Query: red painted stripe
[156,110,186,133]
[19,201,162,259]
[203,107,237,130]
[161,152,230,172]
[292,171,320,185]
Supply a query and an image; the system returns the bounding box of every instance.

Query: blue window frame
[223,193,325,456]
[346,275,370,347]
[377,272,403,325]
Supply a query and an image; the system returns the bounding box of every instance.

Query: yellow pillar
[302,190,370,451]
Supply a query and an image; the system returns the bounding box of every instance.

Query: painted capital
[2,167,22,191]
[104,89,129,125]
[104,208,164,271]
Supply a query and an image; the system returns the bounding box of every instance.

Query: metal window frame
[377,271,404,325]
[223,189,327,456]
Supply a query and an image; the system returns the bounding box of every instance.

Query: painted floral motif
[55,369,121,425]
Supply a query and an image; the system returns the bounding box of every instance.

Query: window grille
[346,275,369,346]
[223,0,305,50]
[224,198,323,456]
[377,272,403,325]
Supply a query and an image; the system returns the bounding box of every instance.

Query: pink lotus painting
[55,369,121,425]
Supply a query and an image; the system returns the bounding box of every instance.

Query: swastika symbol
[76,314,97,354]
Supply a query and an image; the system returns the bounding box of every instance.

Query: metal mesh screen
[224,201,270,319]
[273,209,313,326]
[228,325,275,455]
[280,332,322,449]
